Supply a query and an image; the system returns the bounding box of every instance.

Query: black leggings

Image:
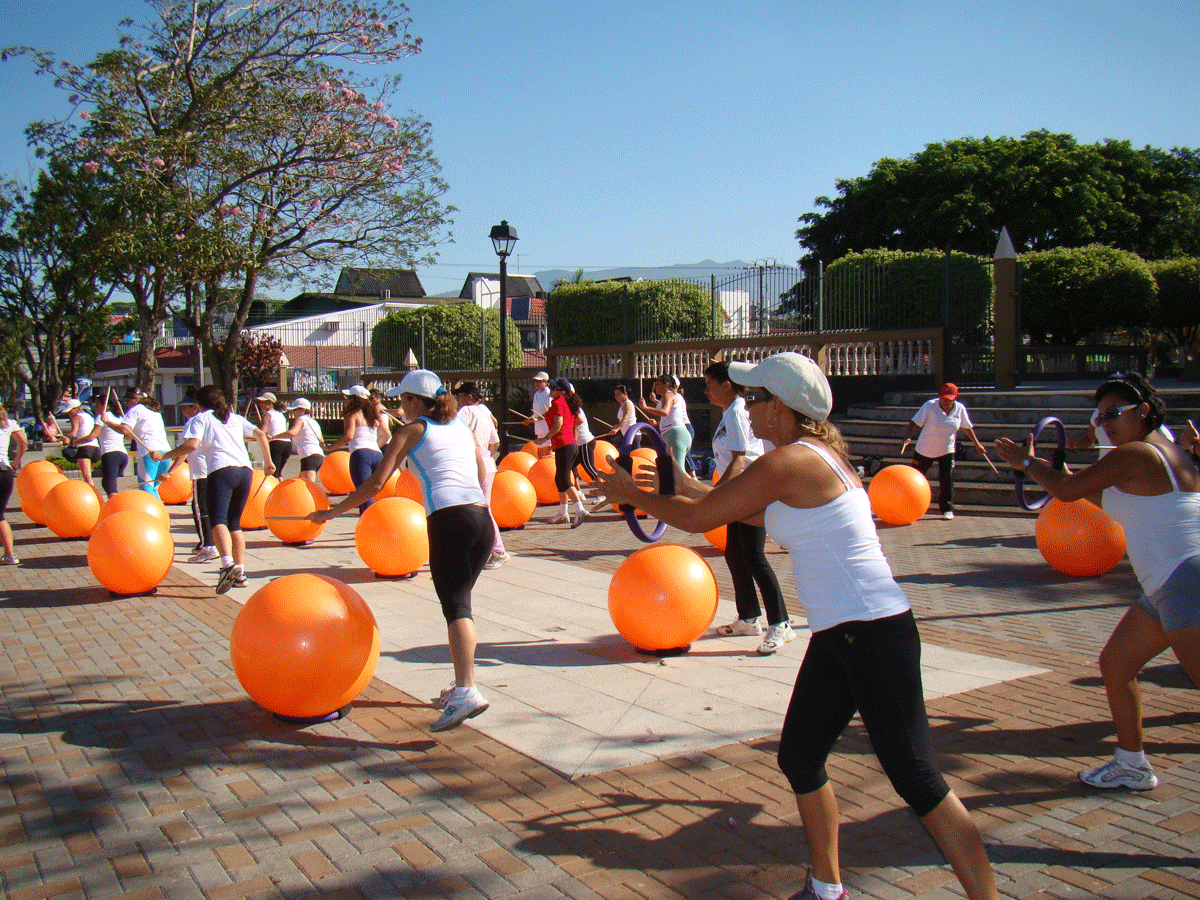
[427,504,494,623]
[191,476,213,546]
[576,438,598,480]
[0,468,13,521]
[724,520,787,625]
[912,452,955,513]
[777,610,950,818]
[553,445,578,492]
[206,466,253,531]
[269,440,292,478]
[100,451,128,497]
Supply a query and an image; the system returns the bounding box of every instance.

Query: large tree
[796,131,1200,264]
[11,0,452,399]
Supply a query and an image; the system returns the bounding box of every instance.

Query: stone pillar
[993,226,1019,389]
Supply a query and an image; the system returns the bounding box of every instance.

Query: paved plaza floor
[2,463,1199,899]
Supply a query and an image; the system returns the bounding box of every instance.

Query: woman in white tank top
[997,372,1200,793]
[598,353,998,900]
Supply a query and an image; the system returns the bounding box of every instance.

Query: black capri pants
[777,609,950,818]
[553,445,579,492]
[0,468,13,521]
[268,440,292,477]
[427,503,494,623]
[100,451,127,497]
[206,465,253,532]
[576,438,598,480]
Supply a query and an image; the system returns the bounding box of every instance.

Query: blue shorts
[1137,554,1200,634]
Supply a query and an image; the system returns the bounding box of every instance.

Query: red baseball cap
[939,383,959,400]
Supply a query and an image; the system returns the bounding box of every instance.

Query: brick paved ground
[2,496,1199,899]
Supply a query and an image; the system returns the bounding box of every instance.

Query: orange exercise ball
[498,450,537,476]
[354,497,429,577]
[19,468,67,525]
[491,470,538,529]
[319,450,354,495]
[576,439,619,483]
[1035,497,1127,577]
[608,544,719,653]
[520,440,547,458]
[87,509,174,595]
[264,478,329,544]
[100,489,171,531]
[704,525,727,552]
[631,447,657,462]
[392,467,425,506]
[527,456,560,505]
[16,459,62,496]
[157,466,193,504]
[230,573,380,719]
[240,470,279,530]
[42,479,102,538]
[376,467,401,501]
[868,464,932,526]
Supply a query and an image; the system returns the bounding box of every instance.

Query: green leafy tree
[371,303,521,371]
[1019,245,1157,346]
[1150,257,1200,358]
[797,132,1200,264]
[10,0,452,400]
[548,280,716,346]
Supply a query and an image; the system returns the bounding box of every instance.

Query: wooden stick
[982,453,999,475]
[591,416,616,430]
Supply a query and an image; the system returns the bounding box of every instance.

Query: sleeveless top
[98,412,127,455]
[263,409,288,441]
[291,415,324,458]
[763,440,910,633]
[660,393,690,431]
[72,411,100,448]
[406,416,486,515]
[1102,442,1200,595]
[347,423,380,453]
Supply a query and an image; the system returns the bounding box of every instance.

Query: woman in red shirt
[545,378,588,527]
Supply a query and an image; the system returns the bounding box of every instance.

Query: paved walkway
[2,464,1199,899]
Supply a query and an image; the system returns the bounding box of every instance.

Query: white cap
[341,384,370,399]
[391,369,445,399]
[533,371,550,382]
[255,391,277,402]
[286,397,311,411]
[728,352,832,422]
[57,398,82,413]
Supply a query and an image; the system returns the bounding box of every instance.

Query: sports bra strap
[796,440,855,489]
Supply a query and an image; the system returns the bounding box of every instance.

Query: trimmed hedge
[371,302,523,371]
[548,280,718,347]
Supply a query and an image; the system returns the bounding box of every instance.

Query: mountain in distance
[533,259,756,288]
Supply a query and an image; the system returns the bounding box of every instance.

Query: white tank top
[763,440,910,633]
[406,417,486,515]
[660,393,690,430]
[347,423,380,453]
[263,409,288,441]
[291,415,324,458]
[98,412,127,455]
[1102,442,1200,595]
[72,411,99,448]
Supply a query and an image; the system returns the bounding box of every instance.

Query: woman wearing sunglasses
[597,352,998,900]
[996,372,1200,792]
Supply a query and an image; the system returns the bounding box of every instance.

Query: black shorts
[300,453,324,473]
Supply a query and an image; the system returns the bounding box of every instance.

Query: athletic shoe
[716,617,763,637]
[0,555,18,566]
[570,507,589,528]
[787,872,849,900]
[431,683,457,709]
[188,546,219,563]
[191,541,205,554]
[484,551,510,570]
[1079,757,1158,790]
[430,687,489,732]
[758,621,796,655]
[215,565,239,595]
[547,513,569,524]
[231,566,248,588]
[942,510,955,520]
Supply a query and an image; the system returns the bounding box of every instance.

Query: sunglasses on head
[1090,404,1137,428]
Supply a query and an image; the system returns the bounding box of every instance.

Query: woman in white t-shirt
[0,403,28,565]
[254,392,292,478]
[77,395,130,498]
[151,385,273,595]
[453,382,507,568]
[901,383,990,520]
[111,390,172,498]
[60,397,103,500]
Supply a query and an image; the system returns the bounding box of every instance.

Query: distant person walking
[454,382,510,569]
[254,392,292,478]
[902,383,990,520]
[0,403,28,565]
[280,398,325,484]
[545,377,588,527]
[522,372,553,457]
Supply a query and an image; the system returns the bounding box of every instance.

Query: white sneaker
[547,513,569,524]
[188,546,219,563]
[483,550,510,570]
[430,687,489,732]
[1079,757,1158,790]
[570,507,589,528]
[431,683,457,709]
[942,510,955,520]
[0,555,18,566]
[716,617,762,637]
[758,621,796,655]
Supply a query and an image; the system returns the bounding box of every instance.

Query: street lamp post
[489,220,518,456]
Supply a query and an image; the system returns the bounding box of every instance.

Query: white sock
[811,876,844,900]
[574,500,586,514]
[559,503,568,517]
[220,555,233,568]
[1115,746,1149,769]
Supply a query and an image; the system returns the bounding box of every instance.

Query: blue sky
[1,1,1198,297]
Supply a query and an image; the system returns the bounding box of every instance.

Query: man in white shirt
[902,383,990,520]
[524,372,552,457]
